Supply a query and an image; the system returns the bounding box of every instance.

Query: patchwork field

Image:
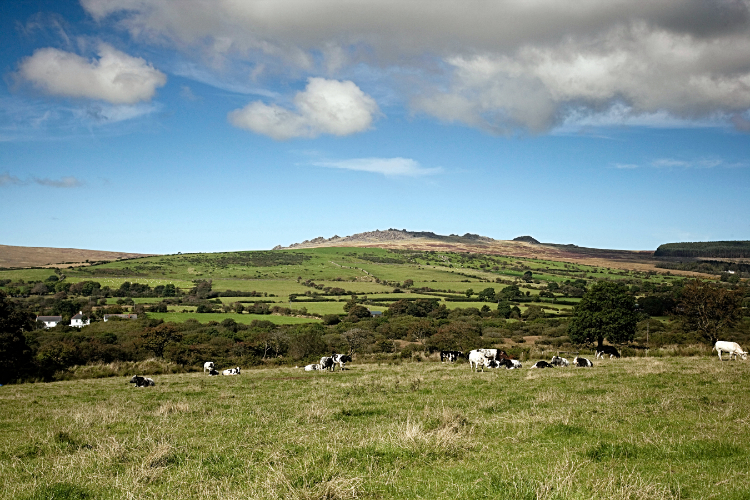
[1,357,749,500]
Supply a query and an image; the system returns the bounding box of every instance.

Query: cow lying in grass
[713,341,748,361]
[550,356,569,367]
[304,364,322,371]
[531,360,554,369]
[208,368,219,376]
[222,367,241,375]
[129,375,155,387]
[573,357,593,367]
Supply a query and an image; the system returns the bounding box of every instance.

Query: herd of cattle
[127,341,747,387]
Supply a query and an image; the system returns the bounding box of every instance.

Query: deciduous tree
[677,280,744,344]
[568,281,638,349]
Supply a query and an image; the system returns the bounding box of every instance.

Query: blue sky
[2,1,749,254]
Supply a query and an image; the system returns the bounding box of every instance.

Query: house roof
[72,313,85,320]
[37,316,62,321]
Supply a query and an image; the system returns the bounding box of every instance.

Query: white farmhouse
[71,311,90,328]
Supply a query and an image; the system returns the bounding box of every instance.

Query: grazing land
[1,357,749,499]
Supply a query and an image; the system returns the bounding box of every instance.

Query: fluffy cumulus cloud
[80,0,750,131]
[228,78,379,139]
[17,44,166,104]
[311,157,440,177]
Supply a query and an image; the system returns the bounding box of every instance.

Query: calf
[531,360,554,369]
[222,367,241,375]
[509,359,522,369]
[595,346,621,359]
[572,356,593,367]
[320,356,334,371]
[331,353,352,371]
[713,341,748,361]
[440,350,463,363]
[203,361,215,373]
[304,364,322,371]
[208,368,219,376]
[550,355,569,367]
[129,375,155,387]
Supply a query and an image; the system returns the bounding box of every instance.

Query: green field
[145,312,320,325]
[2,358,749,499]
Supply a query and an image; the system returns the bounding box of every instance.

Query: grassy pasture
[145,312,320,325]
[1,357,749,500]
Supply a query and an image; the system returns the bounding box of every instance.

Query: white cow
[713,341,748,361]
[203,361,215,373]
[222,367,241,375]
[304,364,322,371]
[469,350,490,372]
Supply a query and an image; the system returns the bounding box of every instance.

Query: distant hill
[654,241,750,259]
[0,244,156,269]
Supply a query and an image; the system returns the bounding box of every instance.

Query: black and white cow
[595,346,621,359]
[474,349,510,361]
[203,361,215,373]
[208,368,219,376]
[304,364,322,371]
[550,355,569,367]
[440,351,463,363]
[222,367,241,375]
[531,360,554,369]
[573,356,593,367]
[331,353,352,371]
[509,359,522,369]
[129,375,155,387]
[320,356,334,371]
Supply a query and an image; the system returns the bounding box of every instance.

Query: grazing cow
[208,368,219,376]
[129,375,155,387]
[713,341,748,361]
[331,353,352,371]
[469,350,490,372]
[531,360,554,369]
[595,346,621,359]
[304,364,322,371]
[203,361,215,373]
[320,356,334,371]
[440,350,463,363]
[222,367,241,375]
[550,355,569,367]
[573,356,593,367]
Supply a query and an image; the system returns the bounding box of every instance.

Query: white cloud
[17,44,166,104]
[228,78,379,139]
[0,172,24,186]
[80,0,750,132]
[312,157,440,177]
[32,176,84,188]
[0,173,84,188]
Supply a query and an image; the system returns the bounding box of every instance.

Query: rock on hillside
[513,236,541,244]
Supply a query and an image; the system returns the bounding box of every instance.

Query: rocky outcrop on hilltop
[277,229,496,249]
[513,236,541,244]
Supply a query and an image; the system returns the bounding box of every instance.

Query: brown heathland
[0,244,156,268]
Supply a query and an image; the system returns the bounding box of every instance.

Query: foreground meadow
[1,357,749,500]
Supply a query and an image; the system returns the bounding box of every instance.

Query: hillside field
[1,357,749,500]
[0,246,687,323]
